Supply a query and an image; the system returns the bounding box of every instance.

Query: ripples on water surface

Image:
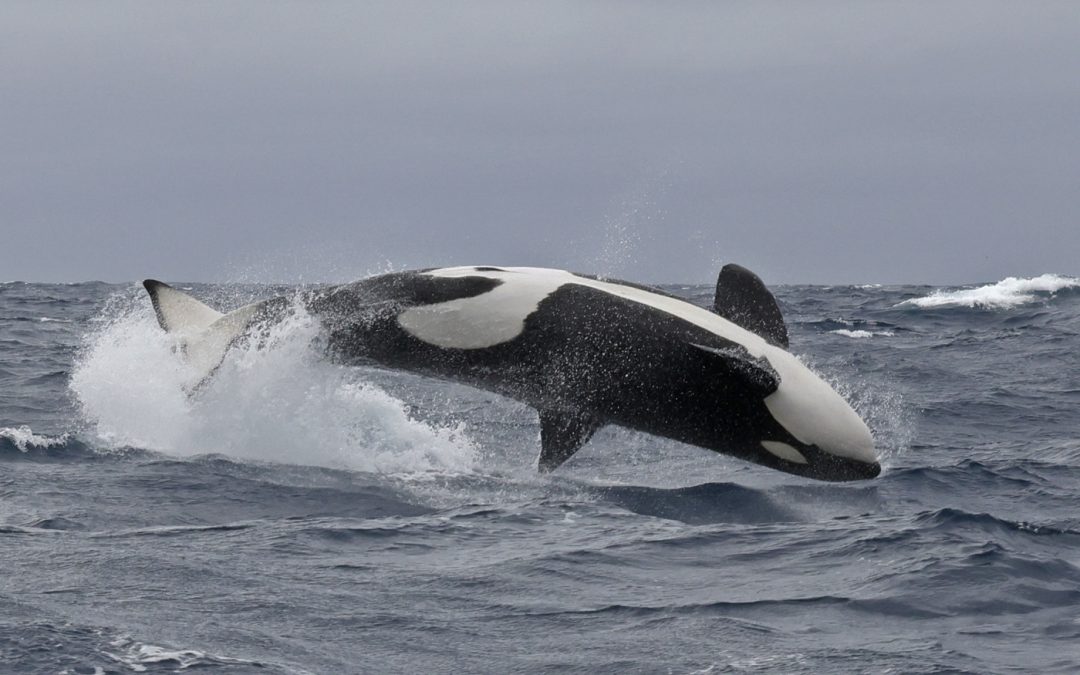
[1,275,1079,673]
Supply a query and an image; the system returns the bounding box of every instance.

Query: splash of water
[591,168,672,280]
[69,287,477,474]
[802,354,914,471]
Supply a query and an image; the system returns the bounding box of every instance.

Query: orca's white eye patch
[761,440,807,464]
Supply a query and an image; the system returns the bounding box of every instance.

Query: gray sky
[3,2,1078,284]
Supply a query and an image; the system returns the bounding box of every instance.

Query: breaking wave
[830,329,895,339]
[898,274,1080,309]
[0,425,69,451]
[102,635,267,673]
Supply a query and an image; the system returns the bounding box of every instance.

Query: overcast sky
[3,2,1078,284]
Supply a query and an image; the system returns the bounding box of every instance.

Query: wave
[0,316,73,323]
[897,274,1080,309]
[102,635,275,673]
[912,507,1080,538]
[802,317,904,335]
[0,425,68,451]
[0,620,293,675]
[830,329,895,339]
[0,427,130,463]
[521,595,955,622]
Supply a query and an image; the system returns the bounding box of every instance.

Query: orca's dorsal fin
[713,264,789,348]
[143,280,266,392]
[537,409,603,472]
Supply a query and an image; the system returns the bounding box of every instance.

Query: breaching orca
[143,265,880,481]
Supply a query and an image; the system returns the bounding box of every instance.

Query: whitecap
[830,329,894,339]
[897,274,1080,309]
[0,425,69,451]
[103,636,265,673]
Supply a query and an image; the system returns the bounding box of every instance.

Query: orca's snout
[808,419,881,481]
[758,413,880,481]
[812,421,881,479]
[756,437,880,481]
[859,460,882,479]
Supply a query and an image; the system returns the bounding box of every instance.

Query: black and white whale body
[143,265,880,481]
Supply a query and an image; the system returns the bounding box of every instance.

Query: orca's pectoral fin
[691,343,781,398]
[537,409,603,472]
[713,264,789,348]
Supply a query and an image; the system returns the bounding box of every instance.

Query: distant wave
[0,426,106,462]
[804,317,903,338]
[913,507,1080,538]
[897,274,1080,309]
[0,425,68,451]
[103,635,266,673]
[830,329,895,339]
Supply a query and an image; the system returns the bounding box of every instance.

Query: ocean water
[2,274,1079,674]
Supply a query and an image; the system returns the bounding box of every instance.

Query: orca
[142,264,880,481]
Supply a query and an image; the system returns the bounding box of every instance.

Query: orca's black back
[306,272,800,464]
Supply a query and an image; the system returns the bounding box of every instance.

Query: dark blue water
[2,275,1079,673]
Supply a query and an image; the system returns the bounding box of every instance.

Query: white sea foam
[70,288,477,474]
[103,636,280,673]
[898,274,1080,309]
[0,425,68,450]
[830,329,894,339]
